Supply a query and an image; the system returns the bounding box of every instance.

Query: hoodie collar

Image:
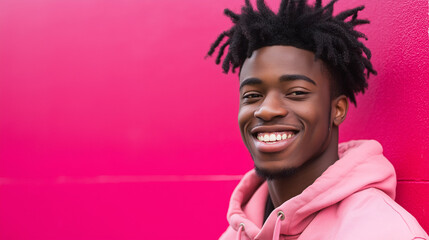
[227,140,396,239]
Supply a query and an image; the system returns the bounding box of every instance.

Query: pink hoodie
[220,140,428,240]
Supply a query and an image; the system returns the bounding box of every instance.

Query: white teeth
[264,134,269,141]
[257,132,295,142]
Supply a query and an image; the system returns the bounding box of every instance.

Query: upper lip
[250,125,300,135]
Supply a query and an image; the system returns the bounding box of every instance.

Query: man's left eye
[289,91,308,96]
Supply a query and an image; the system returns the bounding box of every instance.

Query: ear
[332,95,348,126]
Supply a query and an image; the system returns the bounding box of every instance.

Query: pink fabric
[272,213,284,240]
[220,140,428,240]
[0,0,428,238]
[237,224,244,240]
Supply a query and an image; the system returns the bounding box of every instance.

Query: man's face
[238,46,334,178]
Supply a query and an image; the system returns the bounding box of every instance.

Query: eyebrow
[239,74,316,90]
[239,78,262,90]
[279,74,316,85]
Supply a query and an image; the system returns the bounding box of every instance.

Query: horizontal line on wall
[1,177,427,185]
[397,179,429,184]
[0,175,244,185]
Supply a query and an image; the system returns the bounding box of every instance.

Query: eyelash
[241,90,310,102]
[289,91,309,96]
[243,93,262,99]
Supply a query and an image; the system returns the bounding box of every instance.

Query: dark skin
[238,46,348,207]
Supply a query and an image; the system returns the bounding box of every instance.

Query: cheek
[292,100,318,120]
[307,105,331,139]
[238,106,253,133]
[294,100,329,131]
[238,108,248,129]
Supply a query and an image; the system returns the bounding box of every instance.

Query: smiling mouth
[251,130,298,153]
[255,131,296,143]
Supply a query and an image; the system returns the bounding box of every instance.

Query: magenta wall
[0,0,427,239]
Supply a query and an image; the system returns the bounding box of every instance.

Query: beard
[254,164,299,180]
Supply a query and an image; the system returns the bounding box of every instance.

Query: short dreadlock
[207,0,377,105]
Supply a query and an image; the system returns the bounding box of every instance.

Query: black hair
[207,0,377,105]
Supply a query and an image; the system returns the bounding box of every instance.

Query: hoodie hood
[226,140,397,239]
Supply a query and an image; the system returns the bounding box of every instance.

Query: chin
[254,165,299,180]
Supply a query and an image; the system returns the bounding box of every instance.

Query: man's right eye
[243,93,262,99]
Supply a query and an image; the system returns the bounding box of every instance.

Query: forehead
[239,46,328,84]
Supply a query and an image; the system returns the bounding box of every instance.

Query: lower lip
[253,135,297,153]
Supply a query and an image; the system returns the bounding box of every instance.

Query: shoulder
[334,188,428,240]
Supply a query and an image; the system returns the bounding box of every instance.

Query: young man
[208,0,428,239]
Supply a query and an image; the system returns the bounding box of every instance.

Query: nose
[254,92,288,121]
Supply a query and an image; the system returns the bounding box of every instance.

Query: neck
[267,129,340,208]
